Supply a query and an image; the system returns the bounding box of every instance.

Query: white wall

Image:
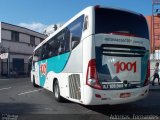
[2,40,34,54]
[19,33,30,43]
[35,37,40,45]
[1,30,11,40]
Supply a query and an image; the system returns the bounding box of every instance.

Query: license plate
[120,93,131,98]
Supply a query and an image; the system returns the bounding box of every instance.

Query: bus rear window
[95,8,149,39]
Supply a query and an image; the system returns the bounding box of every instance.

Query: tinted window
[95,8,149,39]
[34,47,42,61]
[55,30,66,54]
[41,29,67,60]
[12,31,19,41]
[67,15,84,49]
[30,36,35,46]
[39,15,84,60]
[41,42,52,60]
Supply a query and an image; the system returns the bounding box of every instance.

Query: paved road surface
[0,78,160,120]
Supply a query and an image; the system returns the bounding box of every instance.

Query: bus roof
[34,6,93,52]
[34,6,143,52]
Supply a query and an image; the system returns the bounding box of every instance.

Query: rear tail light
[108,32,142,38]
[86,59,102,90]
[144,60,150,86]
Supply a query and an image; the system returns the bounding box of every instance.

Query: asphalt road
[0,78,160,120]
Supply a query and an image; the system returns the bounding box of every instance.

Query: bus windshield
[95,8,149,39]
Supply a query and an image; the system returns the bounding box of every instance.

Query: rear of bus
[84,6,150,105]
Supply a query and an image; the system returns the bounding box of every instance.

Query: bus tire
[33,76,39,88]
[53,80,62,102]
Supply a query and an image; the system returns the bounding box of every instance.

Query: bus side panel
[30,70,34,83]
[36,40,83,100]
[37,52,71,92]
[62,41,83,101]
[63,41,83,73]
[44,72,69,94]
[31,61,34,83]
[82,35,95,104]
[34,62,40,85]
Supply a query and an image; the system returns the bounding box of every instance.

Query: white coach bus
[31,6,150,105]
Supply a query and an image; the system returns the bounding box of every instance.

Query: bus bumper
[83,85,149,105]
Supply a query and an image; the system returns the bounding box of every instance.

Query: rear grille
[68,74,81,100]
[101,44,147,57]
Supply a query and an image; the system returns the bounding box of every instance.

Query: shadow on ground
[0,103,40,114]
[84,100,160,116]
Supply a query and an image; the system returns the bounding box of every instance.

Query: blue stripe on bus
[38,52,71,87]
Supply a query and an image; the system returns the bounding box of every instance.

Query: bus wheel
[33,76,39,88]
[53,80,62,102]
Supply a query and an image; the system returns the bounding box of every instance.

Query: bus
[31,6,150,105]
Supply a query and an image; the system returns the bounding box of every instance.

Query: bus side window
[32,61,35,68]
[32,47,41,68]
[41,43,52,60]
[32,55,35,69]
[49,37,60,57]
[57,30,65,54]
[41,45,46,60]
[35,47,42,61]
[53,39,60,55]
[64,27,71,52]
[68,15,84,50]
[47,38,55,57]
[71,36,79,49]
[59,39,65,54]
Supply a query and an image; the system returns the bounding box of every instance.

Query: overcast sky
[0,0,152,33]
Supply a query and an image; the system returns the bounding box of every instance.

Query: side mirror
[33,56,38,62]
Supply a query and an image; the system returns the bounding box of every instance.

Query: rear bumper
[83,85,149,105]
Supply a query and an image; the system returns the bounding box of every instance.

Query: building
[146,15,160,78]
[0,22,47,77]
[146,16,160,54]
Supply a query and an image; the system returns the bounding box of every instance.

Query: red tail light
[86,59,102,90]
[144,60,150,86]
[108,32,141,38]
